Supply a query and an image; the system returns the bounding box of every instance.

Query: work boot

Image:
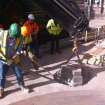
[32,60,40,70]
[20,86,29,94]
[33,63,39,70]
[0,88,4,98]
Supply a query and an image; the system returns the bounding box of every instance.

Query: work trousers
[29,39,40,58]
[0,61,24,89]
[50,35,60,54]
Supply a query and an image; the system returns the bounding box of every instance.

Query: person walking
[46,19,62,54]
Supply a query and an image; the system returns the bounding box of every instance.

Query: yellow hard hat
[21,26,30,37]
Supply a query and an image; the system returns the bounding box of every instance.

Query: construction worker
[46,19,62,54]
[0,23,29,98]
[21,14,39,70]
[23,13,40,58]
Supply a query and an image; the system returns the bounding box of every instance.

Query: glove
[7,59,13,65]
[12,54,20,64]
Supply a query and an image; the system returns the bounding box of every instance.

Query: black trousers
[29,39,40,58]
[50,35,60,54]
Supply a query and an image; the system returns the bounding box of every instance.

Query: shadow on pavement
[82,65,105,84]
[5,43,105,96]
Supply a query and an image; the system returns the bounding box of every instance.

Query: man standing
[46,19,62,54]
[23,14,40,58]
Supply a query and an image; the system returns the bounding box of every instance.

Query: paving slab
[10,90,105,105]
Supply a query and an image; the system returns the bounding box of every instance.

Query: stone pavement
[10,90,105,105]
[1,41,105,105]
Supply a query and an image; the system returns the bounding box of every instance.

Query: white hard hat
[28,14,35,20]
[49,19,54,23]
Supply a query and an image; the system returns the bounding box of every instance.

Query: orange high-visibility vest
[23,20,39,35]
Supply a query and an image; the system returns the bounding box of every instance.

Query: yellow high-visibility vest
[0,30,8,61]
[23,35,32,44]
[47,19,62,35]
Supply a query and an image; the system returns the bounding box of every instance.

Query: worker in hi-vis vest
[23,14,40,58]
[0,23,29,98]
[21,14,40,70]
[46,19,62,54]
